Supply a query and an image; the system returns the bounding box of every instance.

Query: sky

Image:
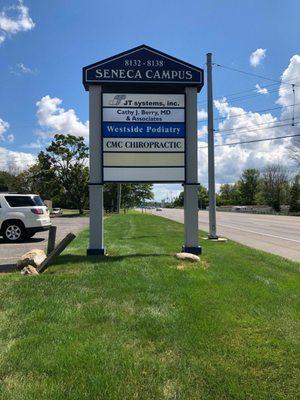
[0,0,299,200]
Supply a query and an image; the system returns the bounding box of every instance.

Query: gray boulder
[21,265,39,275]
[175,252,200,262]
[17,249,46,269]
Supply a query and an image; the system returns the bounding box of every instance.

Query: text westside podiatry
[103,124,184,136]
[108,125,181,134]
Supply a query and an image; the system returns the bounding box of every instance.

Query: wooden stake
[38,233,76,273]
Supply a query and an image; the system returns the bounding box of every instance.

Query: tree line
[0,134,153,213]
[173,166,299,213]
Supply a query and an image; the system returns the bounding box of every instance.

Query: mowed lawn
[0,213,299,400]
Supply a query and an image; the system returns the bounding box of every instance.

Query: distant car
[51,208,63,216]
[156,207,162,211]
[0,193,51,242]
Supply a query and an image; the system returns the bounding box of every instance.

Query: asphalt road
[0,216,89,267]
[150,209,300,262]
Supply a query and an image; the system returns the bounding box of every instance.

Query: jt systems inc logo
[109,95,126,105]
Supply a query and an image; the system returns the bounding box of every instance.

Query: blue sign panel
[103,122,185,138]
[83,45,203,91]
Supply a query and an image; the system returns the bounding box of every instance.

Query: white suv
[0,193,51,242]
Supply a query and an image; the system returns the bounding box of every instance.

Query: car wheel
[3,222,25,242]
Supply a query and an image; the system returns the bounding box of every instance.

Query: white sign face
[103,138,185,152]
[102,93,185,108]
[103,107,184,123]
[102,93,185,182]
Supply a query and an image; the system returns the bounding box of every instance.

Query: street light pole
[207,53,218,239]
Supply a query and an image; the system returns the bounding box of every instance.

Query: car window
[33,196,45,206]
[5,196,36,207]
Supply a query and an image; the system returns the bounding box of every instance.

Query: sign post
[83,45,204,256]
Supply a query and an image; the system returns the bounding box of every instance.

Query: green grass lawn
[0,213,299,399]
[60,209,90,217]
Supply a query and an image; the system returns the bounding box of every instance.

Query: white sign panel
[103,93,185,108]
[104,167,185,182]
[103,138,185,152]
[102,93,185,182]
[103,107,184,123]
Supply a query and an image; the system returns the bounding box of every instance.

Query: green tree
[0,171,17,191]
[218,183,241,206]
[172,184,208,209]
[289,175,300,213]
[198,184,209,209]
[13,160,62,202]
[239,168,260,205]
[260,164,289,212]
[173,191,184,207]
[39,134,89,214]
[121,184,153,209]
[104,184,153,212]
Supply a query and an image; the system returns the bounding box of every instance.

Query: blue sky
[0,0,300,199]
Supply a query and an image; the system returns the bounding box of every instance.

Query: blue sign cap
[83,45,204,92]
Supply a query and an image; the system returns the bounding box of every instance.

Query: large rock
[17,249,46,269]
[175,252,200,262]
[21,265,39,275]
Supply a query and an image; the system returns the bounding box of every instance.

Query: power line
[215,87,279,103]
[214,63,300,87]
[197,74,300,106]
[198,103,300,123]
[210,82,280,98]
[198,131,300,149]
[197,71,300,106]
[200,121,299,139]
[197,82,279,105]
[197,86,281,107]
[213,117,300,134]
[198,86,288,108]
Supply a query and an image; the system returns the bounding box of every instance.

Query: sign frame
[83,45,203,257]
[101,91,187,184]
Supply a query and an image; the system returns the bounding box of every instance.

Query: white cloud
[250,48,266,67]
[197,55,300,185]
[22,140,43,149]
[0,146,35,171]
[0,0,35,44]
[153,184,182,202]
[255,83,269,95]
[197,94,295,186]
[154,55,300,198]
[277,55,300,114]
[10,62,37,75]
[36,95,89,140]
[198,125,207,138]
[6,133,14,143]
[197,109,207,120]
[0,118,10,141]
[277,54,300,153]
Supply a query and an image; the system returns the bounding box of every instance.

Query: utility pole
[207,53,218,239]
[117,184,122,213]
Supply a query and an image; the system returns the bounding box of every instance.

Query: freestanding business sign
[83,45,204,255]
